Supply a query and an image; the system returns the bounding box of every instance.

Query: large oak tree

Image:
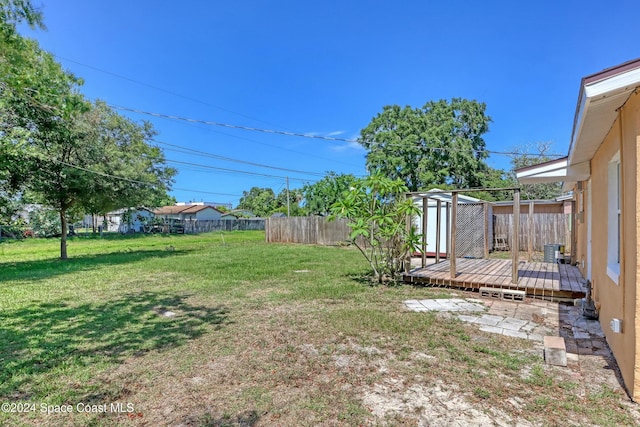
[359,98,492,192]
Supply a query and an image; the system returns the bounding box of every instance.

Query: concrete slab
[479,325,504,334]
[502,329,529,340]
[544,336,567,367]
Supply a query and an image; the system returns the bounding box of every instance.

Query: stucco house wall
[516,59,640,400]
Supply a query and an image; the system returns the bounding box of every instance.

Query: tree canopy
[510,142,562,200]
[237,187,277,217]
[359,98,492,192]
[302,172,356,216]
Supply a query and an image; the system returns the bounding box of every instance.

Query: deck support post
[528,201,534,262]
[484,201,489,258]
[512,189,520,284]
[571,199,577,263]
[405,207,412,274]
[422,197,428,268]
[445,202,450,260]
[436,199,442,263]
[451,192,458,279]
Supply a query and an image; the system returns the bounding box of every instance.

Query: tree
[359,99,492,192]
[80,101,176,224]
[467,167,514,201]
[510,142,562,200]
[237,187,277,217]
[0,0,44,30]
[303,172,356,215]
[1,28,174,257]
[0,0,45,214]
[330,173,420,284]
[274,188,305,216]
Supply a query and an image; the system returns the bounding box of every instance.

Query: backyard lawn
[0,231,637,426]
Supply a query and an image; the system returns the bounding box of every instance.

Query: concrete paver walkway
[404,294,626,399]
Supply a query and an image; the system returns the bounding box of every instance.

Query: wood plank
[403,256,586,299]
[534,262,547,296]
[512,189,520,284]
[435,199,442,263]
[422,197,428,268]
[450,193,458,279]
[475,259,508,285]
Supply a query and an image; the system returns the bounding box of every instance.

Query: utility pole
[286,176,290,217]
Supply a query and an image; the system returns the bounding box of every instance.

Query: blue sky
[20,0,640,207]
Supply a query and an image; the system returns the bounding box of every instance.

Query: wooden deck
[404,258,586,299]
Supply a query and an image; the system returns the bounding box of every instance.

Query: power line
[40,157,242,197]
[111,104,566,158]
[165,159,316,183]
[54,54,291,131]
[112,104,359,143]
[153,139,327,177]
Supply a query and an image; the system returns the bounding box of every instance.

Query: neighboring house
[491,198,570,215]
[105,208,155,233]
[224,209,256,218]
[14,203,43,223]
[153,205,223,221]
[516,58,640,400]
[176,201,232,210]
[180,205,222,221]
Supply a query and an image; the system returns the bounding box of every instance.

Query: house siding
[585,90,640,399]
[195,208,222,220]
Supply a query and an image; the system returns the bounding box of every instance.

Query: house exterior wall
[127,209,154,232]
[195,207,222,220]
[582,90,640,400]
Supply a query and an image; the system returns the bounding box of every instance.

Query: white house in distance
[153,204,223,221]
[104,208,155,233]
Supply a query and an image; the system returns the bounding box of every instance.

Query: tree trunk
[92,214,97,234]
[60,209,68,260]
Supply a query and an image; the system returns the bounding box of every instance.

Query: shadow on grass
[185,410,260,427]
[0,291,230,398]
[346,271,406,287]
[0,248,190,282]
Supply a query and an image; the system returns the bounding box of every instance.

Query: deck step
[479,287,526,302]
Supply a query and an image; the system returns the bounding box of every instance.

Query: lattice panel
[456,203,486,258]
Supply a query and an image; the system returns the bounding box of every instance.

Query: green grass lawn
[0,232,637,426]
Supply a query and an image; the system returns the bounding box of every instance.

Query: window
[607,153,621,283]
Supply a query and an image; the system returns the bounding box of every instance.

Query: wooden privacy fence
[493,213,570,251]
[265,216,352,245]
[183,219,265,233]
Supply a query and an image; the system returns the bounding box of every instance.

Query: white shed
[412,190,492,258]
